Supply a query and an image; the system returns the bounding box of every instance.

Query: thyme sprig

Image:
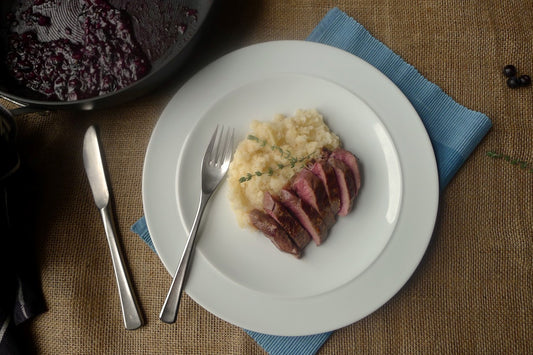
[239,135,316,183]
[486,151,533,173]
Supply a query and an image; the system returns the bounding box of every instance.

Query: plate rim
[142,40,439,335]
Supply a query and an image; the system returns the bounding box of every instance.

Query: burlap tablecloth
[5,0,531,353]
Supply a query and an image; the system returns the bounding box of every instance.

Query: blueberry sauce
[6,0,152,101]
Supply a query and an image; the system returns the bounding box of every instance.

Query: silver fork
[160,125,234,324]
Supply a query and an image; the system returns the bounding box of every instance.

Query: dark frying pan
[0,0,213,115]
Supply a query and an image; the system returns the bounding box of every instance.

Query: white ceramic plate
[143,40,439,336]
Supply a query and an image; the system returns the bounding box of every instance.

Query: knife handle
[100,206,143,330]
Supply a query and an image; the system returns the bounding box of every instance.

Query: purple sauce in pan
[4,0,197,102]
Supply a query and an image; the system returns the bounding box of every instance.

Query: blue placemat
[308,8,492,190]
[132,7,491,355]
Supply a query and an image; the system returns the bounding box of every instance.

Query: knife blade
[83,125,143,330]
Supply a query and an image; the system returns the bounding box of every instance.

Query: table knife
[82,125,143,330]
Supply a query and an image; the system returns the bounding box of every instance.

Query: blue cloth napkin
[132,7,491,355]
[309,8,492,190]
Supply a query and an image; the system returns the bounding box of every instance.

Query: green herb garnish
[487,151,533,172]
[239,135,317,183]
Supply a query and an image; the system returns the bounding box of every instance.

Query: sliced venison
[309,159,341,215]
[331,148,361,194]
[247,147,361,258]
[328,157,356,216]
[263,191,311,249]
[291,169,336,228]
[249,209,301,258]
[279,188,328,245]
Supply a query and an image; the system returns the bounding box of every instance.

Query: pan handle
[0,103,14,120]
[0,100,48,180]
[0,103,20,181]
[0,97,50,117]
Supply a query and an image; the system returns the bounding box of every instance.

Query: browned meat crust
[249,209,301,258]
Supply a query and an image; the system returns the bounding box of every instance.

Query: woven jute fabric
[5,0,531,354]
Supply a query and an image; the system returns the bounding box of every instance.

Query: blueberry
[503,64,517,77]
[518,74,531,87]
[507,76,520,88]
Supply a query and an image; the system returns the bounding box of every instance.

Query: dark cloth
[1,114,46,355]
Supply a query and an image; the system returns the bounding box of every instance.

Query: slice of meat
[309,160,341,215]
[279,188,329,245]
[249,209,301,258]
[263,191,311,249]
[331,148,361,194]
[291,169,335,228]
[328,157,356,216]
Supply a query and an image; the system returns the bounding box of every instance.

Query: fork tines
[209,125,234,168]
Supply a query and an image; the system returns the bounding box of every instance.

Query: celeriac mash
[228,109,340,227]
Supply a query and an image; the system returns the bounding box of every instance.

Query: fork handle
[159,191,211,323]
